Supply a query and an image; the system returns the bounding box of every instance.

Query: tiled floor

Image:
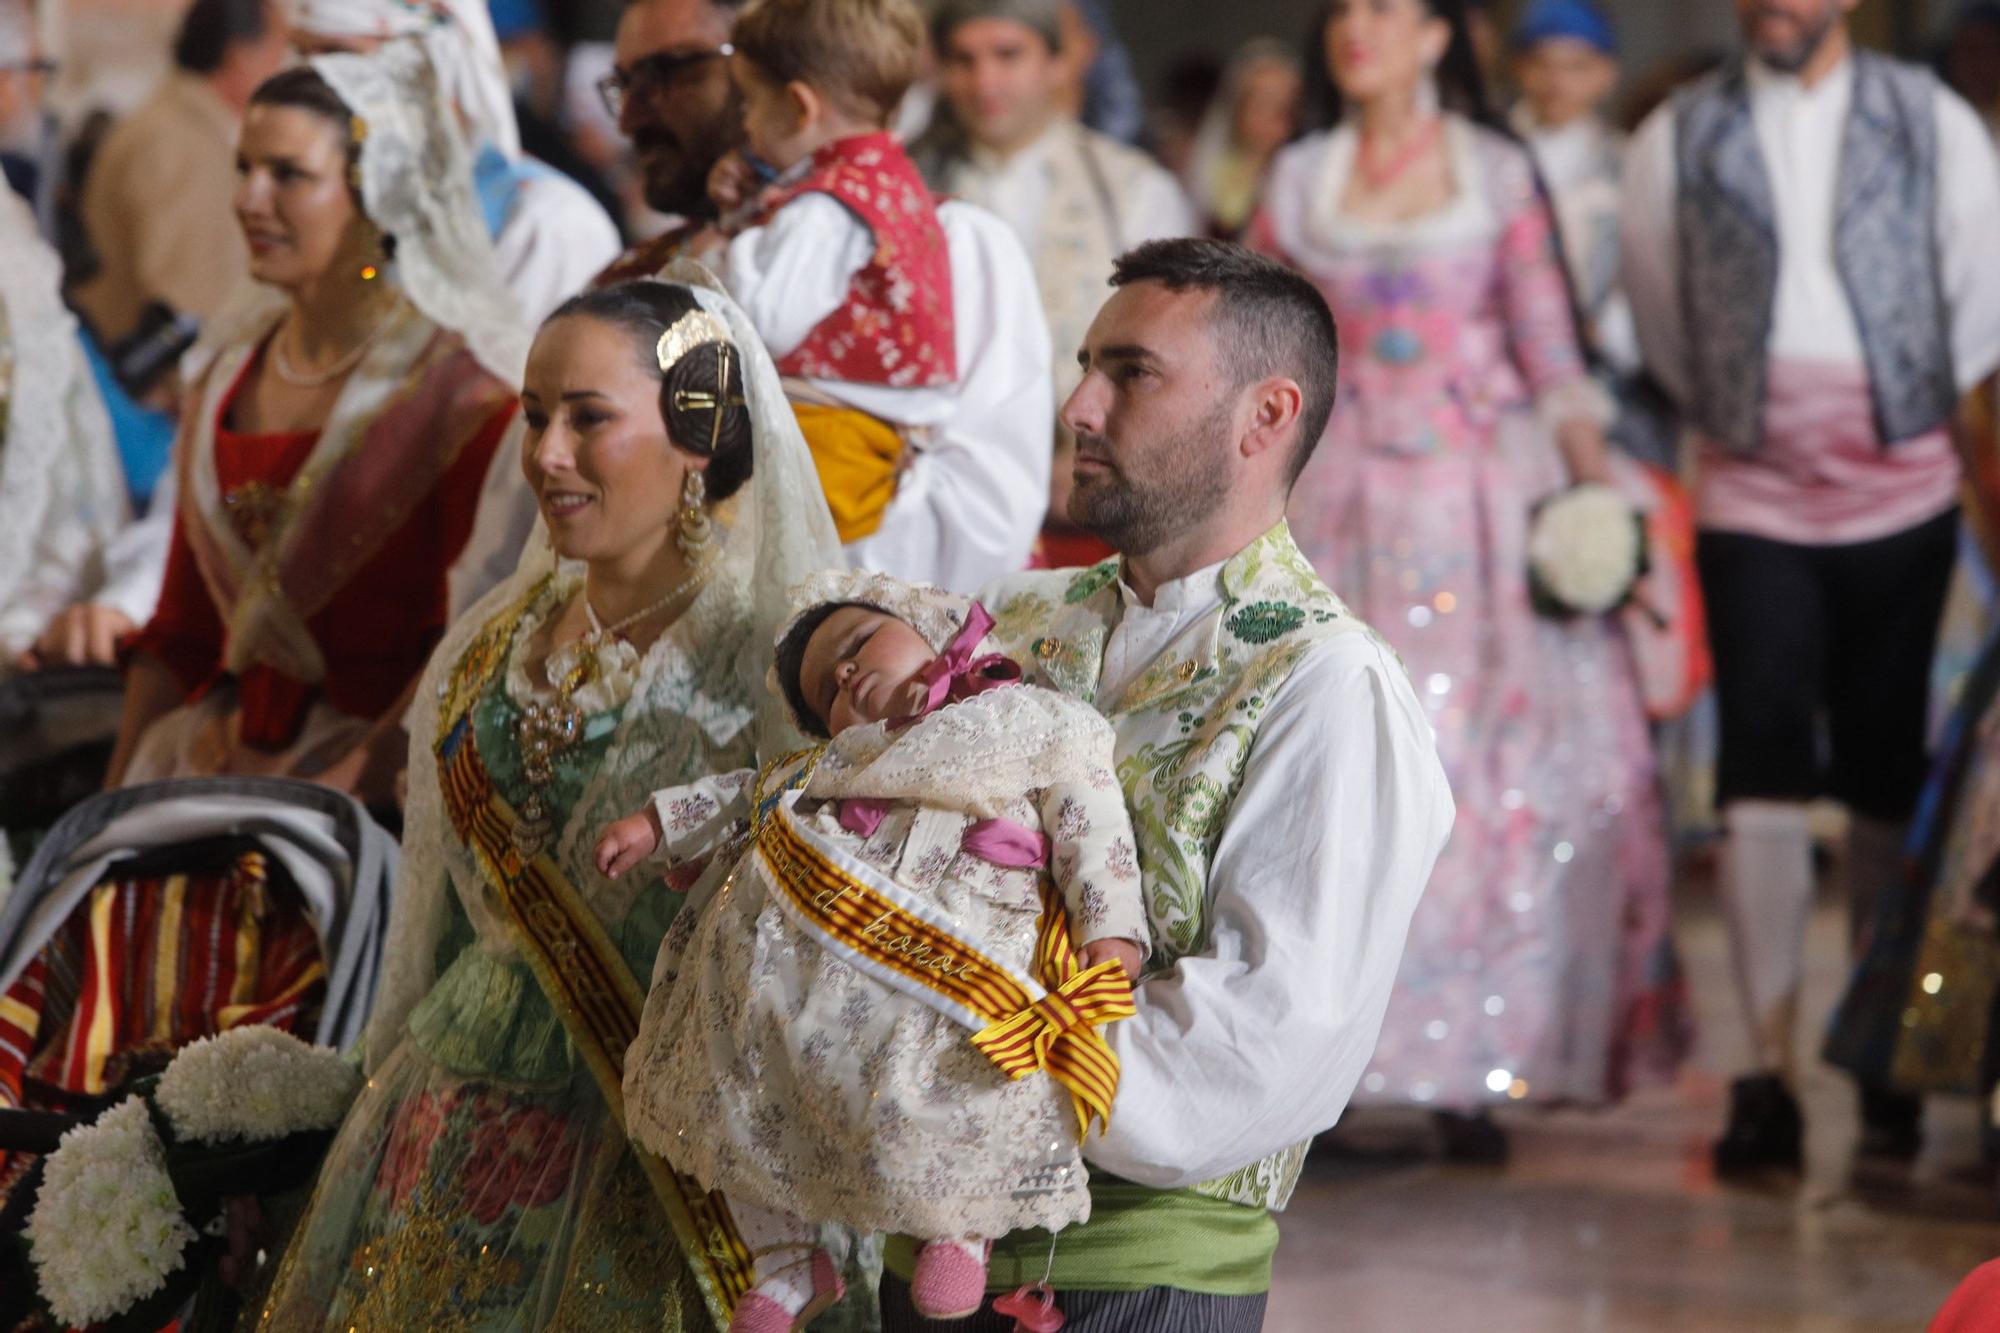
[1264,878,2000,1331]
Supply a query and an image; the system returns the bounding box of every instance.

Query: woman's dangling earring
[360,231,394,283]
[677,469,716,563]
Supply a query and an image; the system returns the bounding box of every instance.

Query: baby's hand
[706,151,759,216]
[1079,937,1143,983]
[594,806,664,880]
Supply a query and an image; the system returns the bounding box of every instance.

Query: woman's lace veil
[188,40,528,388]
[368,267,843,1066]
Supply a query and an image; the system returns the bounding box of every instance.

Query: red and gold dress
[129,311,516,778]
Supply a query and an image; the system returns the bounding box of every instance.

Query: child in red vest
[698,0,956,547]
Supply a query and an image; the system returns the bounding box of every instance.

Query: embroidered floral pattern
[1063,562,1119,606]
[1166,775,1228,840]
[1054,797,1091,842]
[665,793,717,832]
[1226,600,1308,645]
[764,132,956,388]
[377,1087,453,1209]
[460,1094,578,1226]
[1078,884,1109,929]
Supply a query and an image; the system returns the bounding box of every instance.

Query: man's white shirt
[987,560,1454,1188]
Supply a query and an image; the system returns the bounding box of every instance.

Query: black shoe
[1856,1081,1923,1162]
[1435,1109,1510,1165]
[1713,1074,1804,1177]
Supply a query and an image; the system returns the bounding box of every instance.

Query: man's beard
[1748,2,1839,74]
[634,90,743,217]
[1067,401,1234,557]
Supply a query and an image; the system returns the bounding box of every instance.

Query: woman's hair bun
[662,339,753,498]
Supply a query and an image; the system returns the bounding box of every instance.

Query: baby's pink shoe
[911,1239,992,1320]
[728,1248,846,1333]
[727,1292,797,1333]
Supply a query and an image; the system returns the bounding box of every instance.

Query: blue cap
[1514,0,1617,56]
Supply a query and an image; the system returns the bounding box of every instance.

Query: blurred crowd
[7,0,2000,1325]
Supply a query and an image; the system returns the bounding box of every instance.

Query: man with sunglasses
[593,0,748,284]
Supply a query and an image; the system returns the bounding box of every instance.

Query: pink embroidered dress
[1251,118,1686,1107]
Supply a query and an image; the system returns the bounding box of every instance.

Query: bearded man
[876,237,1453,1332]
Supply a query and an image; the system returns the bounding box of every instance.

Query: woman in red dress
[107,54,524,802]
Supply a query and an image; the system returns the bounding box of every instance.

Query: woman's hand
[1557,419,1614,487]
[595,806,665,879]
[27,603,136,669]
[1079,937,1144,983]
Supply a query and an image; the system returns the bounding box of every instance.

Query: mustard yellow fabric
[792,403,902,543]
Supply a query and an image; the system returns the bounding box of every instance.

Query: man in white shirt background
[1621,0,2000,1176]
[878,237,1452,1332]
[912,0,1195,559]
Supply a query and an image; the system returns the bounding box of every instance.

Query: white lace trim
[809,686,1116,822]
[312,43,528,384]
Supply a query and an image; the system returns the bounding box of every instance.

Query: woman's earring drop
[677,469,716,563]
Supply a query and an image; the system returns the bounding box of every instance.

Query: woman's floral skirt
[257,1038,710,1331]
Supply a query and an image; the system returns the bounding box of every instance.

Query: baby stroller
[0,777,393,1204]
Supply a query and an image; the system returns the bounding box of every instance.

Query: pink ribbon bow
[893,602,1021,726]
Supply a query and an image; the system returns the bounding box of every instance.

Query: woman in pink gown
[1251,0,1684,1158]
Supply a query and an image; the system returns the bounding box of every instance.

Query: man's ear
[1239,376,1305,464]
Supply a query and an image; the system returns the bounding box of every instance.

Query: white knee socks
[730,1197,820,1315]
[1717,800,1816,1081]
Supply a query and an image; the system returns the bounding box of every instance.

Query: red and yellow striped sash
[758,804,1133,1136]
[435,707,751,1326]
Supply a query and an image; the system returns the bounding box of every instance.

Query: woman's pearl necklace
[582,555,715,642]
[270,300,402,388]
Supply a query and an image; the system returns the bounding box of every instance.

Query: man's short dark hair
[175,0,271,75]
[1109,238,1339,483]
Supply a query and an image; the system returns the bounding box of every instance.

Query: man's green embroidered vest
[984,521,1374,1212]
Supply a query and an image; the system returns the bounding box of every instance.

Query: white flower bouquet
[156,1026,361,1144]
[7,1027,359,1332]
[23,1098,196,1329]
[1526,483,1649,618]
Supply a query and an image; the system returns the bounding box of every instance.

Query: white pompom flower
[1528,483,1645,615]
[26,1097,196,1327]
[155,1026,361,1145]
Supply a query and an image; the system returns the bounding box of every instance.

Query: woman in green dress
[256,273,840,1330]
